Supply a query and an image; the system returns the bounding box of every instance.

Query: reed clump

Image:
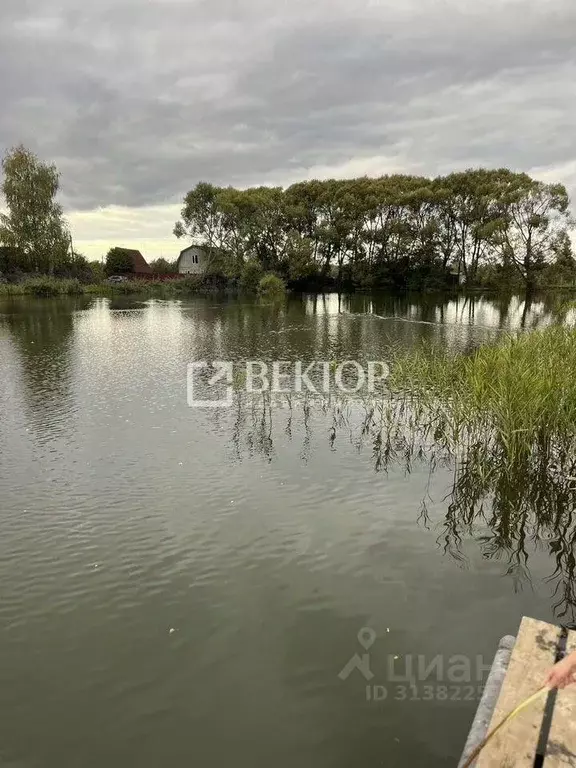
[0,276,85,296]
[387,326,576,472]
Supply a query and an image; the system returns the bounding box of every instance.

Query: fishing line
[461,686,548,768]
[534,627,568,767]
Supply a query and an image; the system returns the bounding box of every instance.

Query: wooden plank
[545,628,576,766]
[476,616,559,767]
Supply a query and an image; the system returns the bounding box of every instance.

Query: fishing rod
[461,686,548,768]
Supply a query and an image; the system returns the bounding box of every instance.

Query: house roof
[115,248,152,274]
[178,244,206,256]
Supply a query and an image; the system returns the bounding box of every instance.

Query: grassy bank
[0,275,227,298]
[0,277,87,297]
[0,273,289,298]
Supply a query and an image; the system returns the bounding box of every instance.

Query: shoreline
[2,275,576,300]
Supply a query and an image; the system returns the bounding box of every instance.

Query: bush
[25,277,64,297]
[258,273,286,298]
[63,278,84,295]
[115,279,150,294]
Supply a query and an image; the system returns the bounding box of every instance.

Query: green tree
[88,260,106,282]
[105,247,133,276]
[239,258,264,292]
[494,177,571,292]
[0,246,20,275]
[174,169,573,293]
[536,231,576,288]
[238,186,288,272]
[258,273,286,298]
[216,186,253,274]
[285,233,318,282]
[0,145,70,274]
[174,182,226,252]
[150,257,175,274]
[439,169,506,285]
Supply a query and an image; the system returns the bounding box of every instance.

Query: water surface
[0,292,570,768]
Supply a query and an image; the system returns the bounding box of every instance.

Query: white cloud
[1,0,576,255]
[68,204,181,261]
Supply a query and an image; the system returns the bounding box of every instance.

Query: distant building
[122,248,153,275]
[108,248,152,275]
[177,245,209,275]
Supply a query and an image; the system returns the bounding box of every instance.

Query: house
[177,245,209,275]
[120,248,153,275]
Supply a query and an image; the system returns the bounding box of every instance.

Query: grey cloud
[1,0,575,211]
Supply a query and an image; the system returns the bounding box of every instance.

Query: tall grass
[0,283,23,296]
[0,276,205,297]
[0,276,85,296]
[387,326,576,473]
[0,273,253,298]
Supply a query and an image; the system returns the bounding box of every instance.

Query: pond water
[0,292,571,768]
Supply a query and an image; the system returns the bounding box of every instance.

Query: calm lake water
[0,292,570,768]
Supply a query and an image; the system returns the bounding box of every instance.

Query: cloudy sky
[1,0,575,261]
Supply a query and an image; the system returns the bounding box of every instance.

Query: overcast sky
[1,0,575,261]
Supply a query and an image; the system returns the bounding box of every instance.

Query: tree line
[1,145,575,292]
[174,172,575,291]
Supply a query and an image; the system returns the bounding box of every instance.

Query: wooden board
[476,616,560,767]
[545,628,576,766]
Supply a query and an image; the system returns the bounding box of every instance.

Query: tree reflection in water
[227,391,576,623]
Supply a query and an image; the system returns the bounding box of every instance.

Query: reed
[0,276,85,296]
[387,326,576,474]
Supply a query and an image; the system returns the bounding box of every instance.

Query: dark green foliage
[88,261,106,283]
[258,273,286,298]
[0,245,20,275]
[150,257,176,274]
[174,172,572,292]
[239,259,264,292]
[539,232,576,287]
